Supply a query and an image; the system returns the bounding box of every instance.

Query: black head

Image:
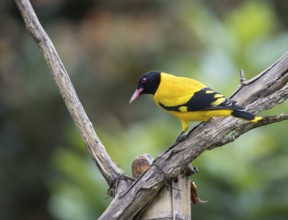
[136,71,161,94]
[130,71,161,103]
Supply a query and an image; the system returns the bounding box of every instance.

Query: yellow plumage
[153,73,206,107]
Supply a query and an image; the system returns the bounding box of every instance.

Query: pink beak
[129,88,144,103]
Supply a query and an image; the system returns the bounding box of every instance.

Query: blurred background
[0,0,288,219]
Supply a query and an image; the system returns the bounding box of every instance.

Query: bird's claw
[175,132,187,143]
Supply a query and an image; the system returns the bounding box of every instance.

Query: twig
[217,113,288,146]
[239,69,246,85]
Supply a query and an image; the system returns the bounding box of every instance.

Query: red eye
[141,77,147,83]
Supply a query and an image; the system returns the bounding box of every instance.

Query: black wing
[159,87,245,112]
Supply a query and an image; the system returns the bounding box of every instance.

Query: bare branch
[218,113,288,147]
[14,0,124,186]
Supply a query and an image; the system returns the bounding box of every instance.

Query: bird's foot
[184,163,199,176]
[175,132,188,144]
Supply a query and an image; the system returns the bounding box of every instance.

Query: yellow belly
[168,109,233,122]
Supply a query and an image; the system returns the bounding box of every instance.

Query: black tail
[231,110,261,122]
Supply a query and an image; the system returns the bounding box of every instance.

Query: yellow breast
[167,109,233,122]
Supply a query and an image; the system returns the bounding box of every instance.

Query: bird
[130,71,262,141]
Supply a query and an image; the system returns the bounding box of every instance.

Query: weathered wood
[132,155,192,220]
[14,0,124,186]
[138,176,191,220]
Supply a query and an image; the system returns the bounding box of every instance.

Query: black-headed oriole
[130,71,262,141]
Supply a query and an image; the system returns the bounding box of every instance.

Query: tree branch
[15,0,124,186]
[99,56,288,219]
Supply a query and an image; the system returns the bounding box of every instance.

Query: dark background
[0,0,287,219]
